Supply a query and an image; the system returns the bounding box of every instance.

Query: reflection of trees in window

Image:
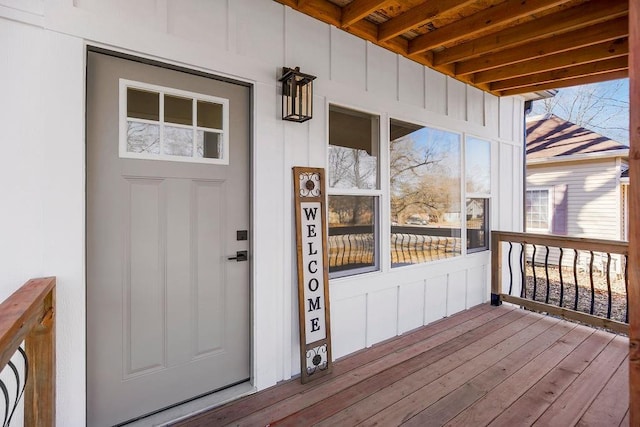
[328,147,377,189]
[328,195,373,226]
[328,107,378,190]
[390,120,461,226]
[389,120,462,267]
[127,122,160,154]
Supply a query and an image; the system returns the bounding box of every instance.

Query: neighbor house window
[526,188,551,232]
[328,106,380,277]
[120,79,229,164]
[465,136,491,252]
[526,185,568,235]
[389,119,461,267]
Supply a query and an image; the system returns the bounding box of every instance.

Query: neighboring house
[525,114,629,272]
[526,114,629,241]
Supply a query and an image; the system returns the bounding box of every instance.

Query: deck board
[172,304,629,427]
[405,317,573,426]
[488,329,615,426]
[534,335,628,426]
[578,354,629,426]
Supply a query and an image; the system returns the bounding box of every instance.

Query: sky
[530,78,629,145]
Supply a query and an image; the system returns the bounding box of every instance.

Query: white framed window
[327,105,381,278]
[526,187,552,232]
[465,136,491,253]
[389,119,462,267]
[119,79,229,164]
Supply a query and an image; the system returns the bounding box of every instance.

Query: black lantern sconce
[279,67,316,123]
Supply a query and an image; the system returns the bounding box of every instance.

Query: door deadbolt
[228,250,248,262]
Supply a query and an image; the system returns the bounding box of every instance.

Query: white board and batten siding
[0,1,524,424]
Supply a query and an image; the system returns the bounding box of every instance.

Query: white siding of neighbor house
[527,158,623,240]
[0,1,524,425]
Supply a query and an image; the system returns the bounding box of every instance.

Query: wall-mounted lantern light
[279,67,316,123]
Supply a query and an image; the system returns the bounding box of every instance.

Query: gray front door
[87,51,251,426]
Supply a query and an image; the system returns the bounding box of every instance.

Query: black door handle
[228,250,248,262]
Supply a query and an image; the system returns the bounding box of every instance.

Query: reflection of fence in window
[327,226,470,270]
[328,233,375,271]
[391,226,462,267]
[391,233,460,265]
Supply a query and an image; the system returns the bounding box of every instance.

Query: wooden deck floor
[173,304,629,427]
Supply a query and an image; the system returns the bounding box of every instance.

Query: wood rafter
[377,0,475,42]
[274,0,630,97]
[341,0,391,27]
[456,17,629,76]
[433,0,628,66]
[474,38,628,85]
[498,69,629,96]
[408,0,567,56]
[491,57,629,92]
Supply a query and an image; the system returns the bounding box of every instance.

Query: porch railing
[491,231,628,334]
[0,277,56,426]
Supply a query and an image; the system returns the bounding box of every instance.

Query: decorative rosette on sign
[306,344,328,376]
[299,172,321,198]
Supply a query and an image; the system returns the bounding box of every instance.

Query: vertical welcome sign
[293,167,332,383]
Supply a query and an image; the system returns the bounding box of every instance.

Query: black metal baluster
[532,245,538,301]
[589,251,595,315]
[573,249,579,311]
[559,248,565,308]
[520,243,526,299]
[420,235,426,263]
[7,347,28,427]
[606,253,612,319]
[507,242,513,295]
[1,378,9,427]
[625,254,629,323]
[544,245,550,304]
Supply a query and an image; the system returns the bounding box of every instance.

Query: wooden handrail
[0,277,56,426]
[492,231,628,255]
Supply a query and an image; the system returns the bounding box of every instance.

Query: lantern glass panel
[281,68,315,122]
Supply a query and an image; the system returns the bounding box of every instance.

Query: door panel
[87,51,251,426]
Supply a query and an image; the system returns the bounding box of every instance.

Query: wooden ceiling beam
[349,20,410,55]
[432,0,629,66]
[456,16,629,76]
[490,57,628,92]
[377,0,474,42]
[341,0,390,28]
[474,38,629,84]
[408,0,567,56]
[274,0,342,26]
[497,70,629,97]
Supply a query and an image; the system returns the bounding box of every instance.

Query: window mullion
[159,92,165,156]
